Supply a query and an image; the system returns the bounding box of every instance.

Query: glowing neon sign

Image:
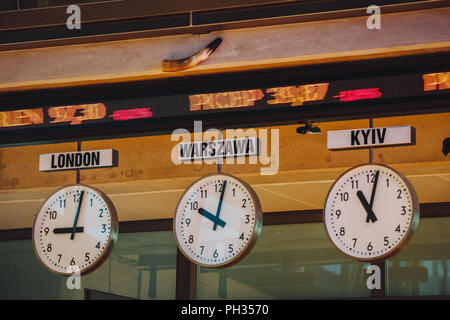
[189,83,329,111]
[333,88,382,102]
[0,108,44,128]
[189,89,264,111]
[1,71,449,141]
[423,72,450,91]
[109,108,153,121]
[48,103,106,125]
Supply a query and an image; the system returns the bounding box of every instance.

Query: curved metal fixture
[162,37,223,72]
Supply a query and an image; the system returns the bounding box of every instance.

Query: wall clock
[174,173,263,268]
[33,184,119,276]
[323,163,419,261]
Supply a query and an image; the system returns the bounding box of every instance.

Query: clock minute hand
[356,190,378,223]
[70,190,85,240]
[213,180,227,231]
[367,170,380,222]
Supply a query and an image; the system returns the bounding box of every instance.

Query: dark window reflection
[388,217,450,297]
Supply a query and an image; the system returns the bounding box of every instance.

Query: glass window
[0,231,177,299]
[197,223,371,299]
[0,1,17,11]
[387,217,450,297]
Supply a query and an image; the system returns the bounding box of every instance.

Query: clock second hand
[71,190,85,240]
[213,180,227,231]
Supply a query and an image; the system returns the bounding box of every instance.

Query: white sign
[39,149,118,171]
[178,137,259,161]
[327,126,415,150]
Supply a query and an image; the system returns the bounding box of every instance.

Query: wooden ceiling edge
[0,41,449,94]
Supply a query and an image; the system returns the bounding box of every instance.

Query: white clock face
[324,163,419,261]
[33,184,118,276]
[174,173,262,268]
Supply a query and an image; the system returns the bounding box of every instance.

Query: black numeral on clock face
[214,183,223,193]
[340,192,349,202]
[190,201,198,210]
[401,206,406,215]
[367,173,376,183]
[49,211,57,220]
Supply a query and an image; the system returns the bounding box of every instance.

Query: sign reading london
[327,126,415,150]
[178,137,259,161]
[39,149,118,172]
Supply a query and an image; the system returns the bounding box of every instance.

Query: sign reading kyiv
[327,126,415,150]
[39,149,118,171]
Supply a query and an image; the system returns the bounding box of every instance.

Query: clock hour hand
[198,208,226,229]
[356,191,378,223]
[71,190,85,240]
[53,227,84,234]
